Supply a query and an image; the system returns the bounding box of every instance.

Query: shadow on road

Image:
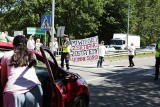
[88,66,160,107]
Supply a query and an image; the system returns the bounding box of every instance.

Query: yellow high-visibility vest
[156,43,160,57]
[62,41,70,53]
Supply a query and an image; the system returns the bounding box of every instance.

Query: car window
[40,47,67,80]
[35,64,48,82]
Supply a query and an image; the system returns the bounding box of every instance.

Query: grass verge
[105,52,155,61]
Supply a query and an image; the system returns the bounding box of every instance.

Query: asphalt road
[68,56,160,107]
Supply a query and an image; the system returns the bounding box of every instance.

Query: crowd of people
[0,31,71,69]
[0,31,158,72]
[0,31,160,107]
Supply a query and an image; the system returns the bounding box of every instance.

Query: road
[69,56,160,107]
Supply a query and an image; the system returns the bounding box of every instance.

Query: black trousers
[128,55,134,66]
[61,53,70,69]
[155,57,160,79]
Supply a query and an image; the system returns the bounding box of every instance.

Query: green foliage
[0,0,51,37]
[130,0,160,46]
[97,0,128,44]
[55,0,104,38]
[1,0,160,47]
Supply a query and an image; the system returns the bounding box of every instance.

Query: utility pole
[51,0,55,52]
[127,0,130,47]
[0,1,2,32]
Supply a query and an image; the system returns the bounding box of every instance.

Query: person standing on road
[1,35,43,107]
[154,38,160,80]
[127,43,136,67]
[50,38,58,57]
[60,34,71,70]
[97,40,106,68]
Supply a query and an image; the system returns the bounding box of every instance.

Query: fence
[56,48,155,58]
[105,49,155,57]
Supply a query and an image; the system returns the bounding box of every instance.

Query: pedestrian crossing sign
[41,15,51,31]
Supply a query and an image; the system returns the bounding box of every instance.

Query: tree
[1,0,104,40]
[0,0,51,36]
[97,0,128,44]
[130,0,160,46]
[55,0,104,38]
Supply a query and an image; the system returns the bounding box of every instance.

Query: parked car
[0,42,89,107]
[141,46,150,50]
[149,43,156,50]
[105,45,115,51]
[141,45,156,51]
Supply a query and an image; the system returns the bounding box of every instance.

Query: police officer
[154,38,160,80]
[61,34,71,70]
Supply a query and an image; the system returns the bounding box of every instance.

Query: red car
[0,42,89,107]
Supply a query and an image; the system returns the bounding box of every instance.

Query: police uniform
[154,43,160,80]
[61,37,71,70]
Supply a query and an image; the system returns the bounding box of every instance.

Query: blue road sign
[41,15,51,31]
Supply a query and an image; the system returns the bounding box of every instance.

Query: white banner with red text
[71,36,99,62]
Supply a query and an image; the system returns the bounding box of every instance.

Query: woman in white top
[35,38,43,54]
[97,40,106,67]
[1,35,43,107]
[127,42,136,67]
[27,35,35,50]
[50,38,58,57]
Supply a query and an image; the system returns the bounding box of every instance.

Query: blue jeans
[97,56,104,67]
[3,85,43,107]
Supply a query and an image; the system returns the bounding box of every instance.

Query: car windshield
[111,40,123,45]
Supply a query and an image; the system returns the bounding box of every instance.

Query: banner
[71,36,99,62]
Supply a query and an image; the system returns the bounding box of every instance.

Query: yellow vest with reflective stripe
[156,43,160,57]
[62,41,70,53]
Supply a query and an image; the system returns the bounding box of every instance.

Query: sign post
[57,26,65,37]
[41,15,51,31]
[27,27,45,35]
[50,0,55,53]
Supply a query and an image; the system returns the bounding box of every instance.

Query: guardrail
[105,49,155,57]
[56,49,155,57]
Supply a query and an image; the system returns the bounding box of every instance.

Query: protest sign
[71,36,99,62]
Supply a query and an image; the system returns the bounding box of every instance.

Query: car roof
[0,42,13,50]
[0,42,44,62]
